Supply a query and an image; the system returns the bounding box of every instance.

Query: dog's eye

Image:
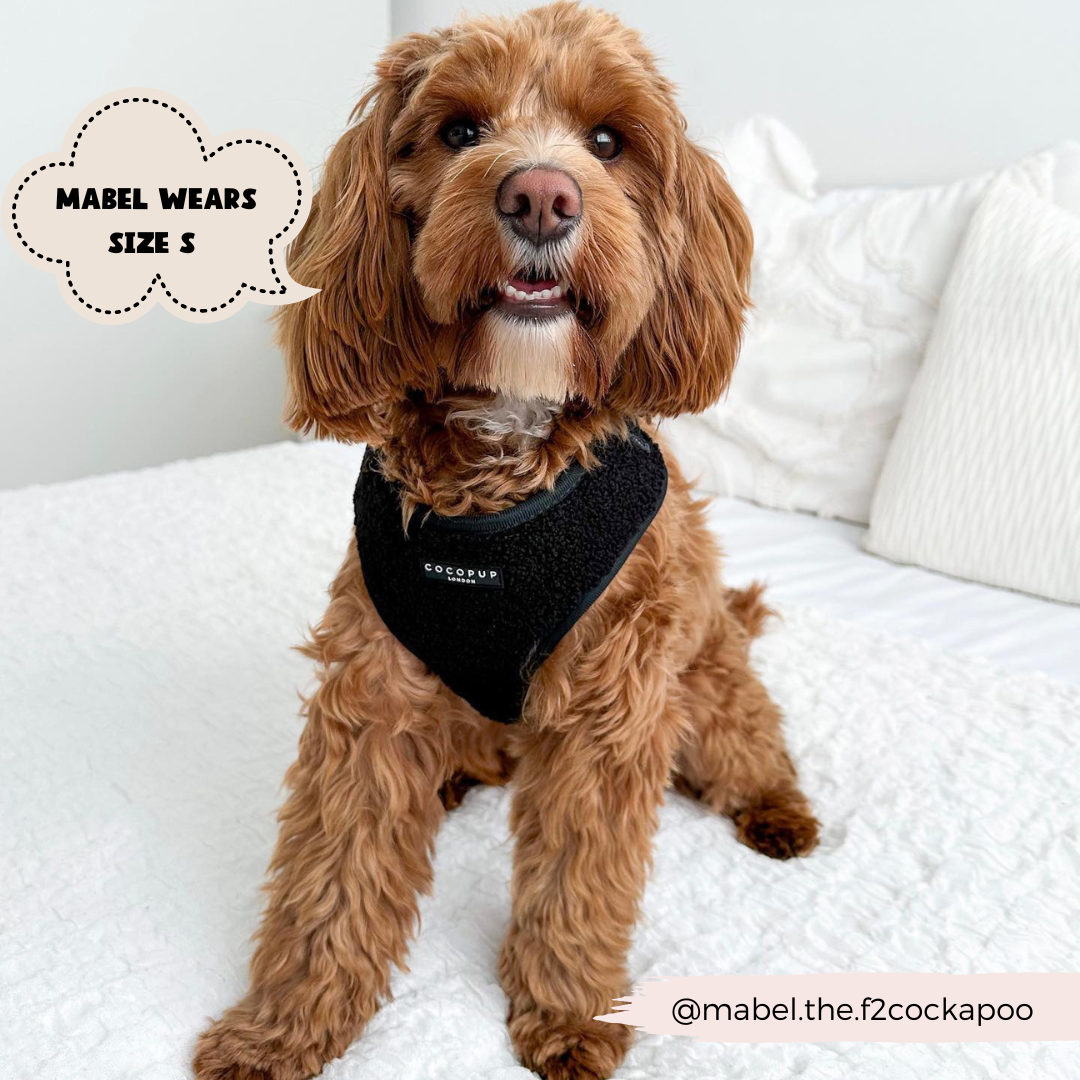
[587,125,622,161]
[440,118,480,150]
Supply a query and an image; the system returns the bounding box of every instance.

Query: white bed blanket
[700,492,1080,686]
[2,442,1078,1080]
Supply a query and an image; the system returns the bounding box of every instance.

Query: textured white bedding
[699,491,1080,687]
[2,441,1078,1080]
[676,120,1080,524]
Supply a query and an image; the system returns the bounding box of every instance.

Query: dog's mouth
[481,269,592,323]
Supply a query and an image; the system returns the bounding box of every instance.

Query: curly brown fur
[726,580,776,641]
[439,714,515,808]
[195,5,817,1079]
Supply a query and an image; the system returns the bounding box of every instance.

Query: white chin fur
[479,310,574,401]
[445,392,561,440]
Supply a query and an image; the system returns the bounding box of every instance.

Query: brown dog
[193,4,818,1078]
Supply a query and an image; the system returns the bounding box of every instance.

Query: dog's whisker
[482,148,516,179]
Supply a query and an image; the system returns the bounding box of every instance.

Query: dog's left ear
[610,139,752,417]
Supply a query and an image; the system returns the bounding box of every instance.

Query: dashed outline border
[8,94,306,316]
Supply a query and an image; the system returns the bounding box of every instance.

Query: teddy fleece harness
[354,426,668,723]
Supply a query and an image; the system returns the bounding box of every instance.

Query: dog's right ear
[276,34,442,442]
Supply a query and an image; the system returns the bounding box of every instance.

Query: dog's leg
[500,666,683,1080]
[675,593,819,860]
[439,712,515,810]
[194,556,452,1080]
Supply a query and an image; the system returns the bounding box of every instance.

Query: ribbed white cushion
[865,178,1080,603]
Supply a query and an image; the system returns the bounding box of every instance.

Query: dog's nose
[496,167,582,244]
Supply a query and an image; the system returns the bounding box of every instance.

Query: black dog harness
[354,426,668,723]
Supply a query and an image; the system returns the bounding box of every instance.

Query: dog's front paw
[509,1010,631,1080]
[735,792,820,860]
[193,1002,320,1080]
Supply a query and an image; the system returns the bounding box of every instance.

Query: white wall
[393,0,1080,189]
[0,0,389,489]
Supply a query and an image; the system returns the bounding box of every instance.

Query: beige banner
[595,973,1080,1043]
[4,88,317,324]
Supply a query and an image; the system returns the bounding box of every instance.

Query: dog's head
[279,1,752,440]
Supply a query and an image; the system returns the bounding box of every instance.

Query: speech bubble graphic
[4,88,318,323]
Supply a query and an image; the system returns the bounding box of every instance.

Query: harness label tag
[422,559,504,588]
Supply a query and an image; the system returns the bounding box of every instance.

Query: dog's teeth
[502,281,563,302]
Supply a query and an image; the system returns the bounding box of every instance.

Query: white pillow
[712,115,818,199]
[665,127,1080,524]
[864,178,1080,604]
